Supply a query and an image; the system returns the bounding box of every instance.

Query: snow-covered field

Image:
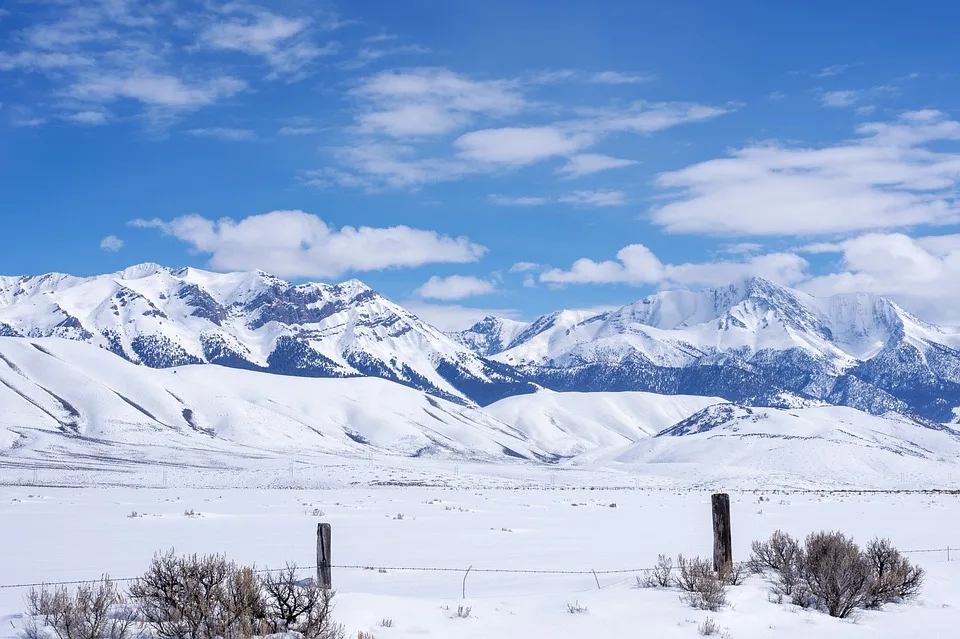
[2,484,959,639]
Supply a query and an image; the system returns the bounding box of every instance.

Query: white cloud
[768,91,786,100]
[328,68,728,189]
[820,90,860,107]
[278,125,319,136]
[819,86,895,109]
[185,127,256,141]
[798,232,960,323]
[557,153,637,178]
[402,301,520,331]
[588,71,653,84]
[66,109,109,124]
[455,126,594,165]
[559,190,627,207]
[651,110,960,236]
[0,2,322,126]
[339,44,430,70]
[540,244,808,288]
[584,101,729,135]
[817,63,861,77]
[70,74,246,109]
[719,242,763,255]
[488,195,550,206]
[351,67,525,138]
[510,262,540,272]
[129,210,487,279]
[99,235,124,252]
[415,275,496,300]
[199,8,338,77]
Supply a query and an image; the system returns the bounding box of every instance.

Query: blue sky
[3,0,960,329]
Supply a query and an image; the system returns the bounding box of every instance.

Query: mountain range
[2,264,959,424]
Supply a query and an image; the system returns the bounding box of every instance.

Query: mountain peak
[116,263,171,280]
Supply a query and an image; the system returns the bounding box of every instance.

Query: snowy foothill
[2,485,960,638]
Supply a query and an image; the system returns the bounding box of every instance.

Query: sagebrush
[750,530,924,618]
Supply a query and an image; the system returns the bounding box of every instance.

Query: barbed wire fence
[2,544,956,594]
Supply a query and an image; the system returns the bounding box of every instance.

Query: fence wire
[1,547,955,591]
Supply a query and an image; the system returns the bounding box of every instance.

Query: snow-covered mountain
[0,336,547,463]
[4,265,960,423]
[0,264,537,406]
[465,277,960,422]
[3,335,957,487]
[617,402,960,487]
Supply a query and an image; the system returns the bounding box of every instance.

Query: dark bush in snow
[25,576,138,639]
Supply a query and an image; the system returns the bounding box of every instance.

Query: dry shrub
[864,538,924,608]
[719,561,748,586]
[676,555,726,612]
[698,617,719,636]
[638,554,673,588]
[25,576,138,639]
[751,530,923,618]
[262,563,344,639]
[129,551,343,639]
[801,531,872,619]
[750,530,801,574]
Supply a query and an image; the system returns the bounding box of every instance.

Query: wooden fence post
[711,493,732,572]
[317,523,332,589]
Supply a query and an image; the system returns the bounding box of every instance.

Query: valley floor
[2,481,959,638]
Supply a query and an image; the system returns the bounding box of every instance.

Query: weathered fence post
[711,493,732,572]
[317,523,332,589]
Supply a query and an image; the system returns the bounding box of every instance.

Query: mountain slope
[484,390,719,456]
[0,336,546,462]
[0,265,537,406]
[483,278,960,421]
[616,403,960,487]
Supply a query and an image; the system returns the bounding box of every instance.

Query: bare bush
[129,550,344,639]
[565,601,588,614]
[698,617,719,636]
[750,530,801,574]
[25,576,138,639]
[262,564,344,639]
[719,562,748,586]
[864,538,925,608]
[638,554,674,588]
[676,555,726,612]
[453,605,472,619]
[376,618,393,628]
[801,531,872,618]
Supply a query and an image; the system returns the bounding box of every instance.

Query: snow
[3,335,960,489]
[0,337,541,463]
[486,390,719,456]
[2,485,959,639]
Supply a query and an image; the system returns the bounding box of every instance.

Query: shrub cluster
[24,552,344,639]
[750,530,924,618]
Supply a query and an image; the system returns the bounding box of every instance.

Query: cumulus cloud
[99,235,124,252]
[402,301,520,331]
[415,275,496,300]
[651,110,960,236]
[130,210,487,279]
[539,244,808,288]
[455,126,593,165]
[798,232,960,324]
